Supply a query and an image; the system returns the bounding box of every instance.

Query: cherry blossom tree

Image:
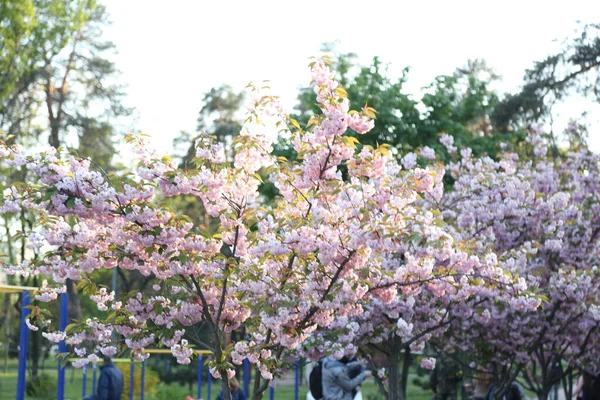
[295,138,541,400]
[432,125,600,400]
[0,59,535,400]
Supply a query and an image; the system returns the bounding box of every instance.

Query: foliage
[117,362,160,399]
[174,85,245,168]
[492,23,600,132]
[0,0,130,168]
[148,355,200,389]
[153,382,192,400]
[25,373,56,399]
[290,51,508,164]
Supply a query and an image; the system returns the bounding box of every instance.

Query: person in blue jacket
[96,354,124,400]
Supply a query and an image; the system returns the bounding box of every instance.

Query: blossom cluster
[434,125,600,385]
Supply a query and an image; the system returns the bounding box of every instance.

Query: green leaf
[289,119,302,131]
[252,173,264,183]
[335,87,348,98]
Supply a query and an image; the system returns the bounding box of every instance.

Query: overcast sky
[102,0,600,152]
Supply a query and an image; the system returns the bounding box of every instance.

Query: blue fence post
[82,364,88,398]
[57,292,68,400]
[243,358,250,396]
[111,268,117,342]
[294,360,300,400]
[269,385,275,400]
[141,360,146,400]
[92,363,98,393]
[197,355,204,399]
[129,361,135,400]
[207,357,212,400]
[16,291,30,400]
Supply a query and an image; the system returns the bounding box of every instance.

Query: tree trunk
[46,91,83,326]
[49,120,60,149]
[562,368,574,400]
[536,387,550,400]
[30,329,41,378]
[252,366,264,400]
[221,377,233,400]
[4,218,14,374]
[66,279,82,323]
[3,294,10,373]
[401,345,411,399]
[388,336,406,400]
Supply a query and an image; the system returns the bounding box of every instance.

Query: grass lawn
[0,358,433,400]
[0,358,87,400]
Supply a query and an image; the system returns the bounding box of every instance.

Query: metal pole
[129,361,135,400]
[294,360,300,400]
[141,360,146,400]
[197,355,204,399]
[82,364,88,398]
[16,291,30,400]
[207,357,212,400]
[57,292,68,400]
[244,358,250,396]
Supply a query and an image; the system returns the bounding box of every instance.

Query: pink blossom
[439,134,457,153]
[420,357,436,370]
[25,318,39,331]
[348,113,374,134]
[401,152,417,169]
[42,331,66,343]
[72,359,89,368]
[420,146,436,160]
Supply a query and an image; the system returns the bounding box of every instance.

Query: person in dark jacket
[430,353,462,400]
[582,371,600,400]
[96,354,124,400]
[321,357,370,400]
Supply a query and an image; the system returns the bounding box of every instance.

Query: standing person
[582,371,600,400]
[216,377,246,400]
[430,353,463,400]
[309,358,325,400]
[322,356,371,400]
[550,362,564,400]
[85,354,124,400]
[472,371,492,400]
[346,359,364,400]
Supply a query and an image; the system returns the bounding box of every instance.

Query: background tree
[170,85,246,247]
[291,49,511,167]
[0,0,130,379]
[175,84,245,168]
[492,23,600,134]
[432,125,600,400]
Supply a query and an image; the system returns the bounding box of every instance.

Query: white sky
[102,0,600,153]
